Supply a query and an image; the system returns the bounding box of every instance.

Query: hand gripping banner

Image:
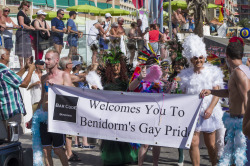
[48,85,203,149]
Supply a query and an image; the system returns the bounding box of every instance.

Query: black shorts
[52,36,63,45]
[40,122,65,148]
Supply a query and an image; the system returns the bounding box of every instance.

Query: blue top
[74,73,89,89]
[67,19,78,38]
[51,17,65,37]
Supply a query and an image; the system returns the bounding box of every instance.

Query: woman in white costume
[178,34,224,166]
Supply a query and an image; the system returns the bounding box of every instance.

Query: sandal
[68,153,81,162]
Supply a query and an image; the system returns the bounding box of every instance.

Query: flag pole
[168,0,172,39]
[136,0,138,21]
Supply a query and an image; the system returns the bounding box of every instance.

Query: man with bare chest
[117,17,125,36]
[39,49,72,166]
[172,8,185,35]
[201,40,250,165]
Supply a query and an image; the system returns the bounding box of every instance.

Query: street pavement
[20,133,211,166]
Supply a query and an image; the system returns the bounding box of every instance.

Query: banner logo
[53,94,78,123]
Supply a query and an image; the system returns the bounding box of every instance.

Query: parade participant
[67,11,83,58]
[99,48,138,165]
[33,49,70,166]
[51,9,67,55]
[72,62,99,149]
[88,17,108,64]
[201,38,250,166]
[129,57,163,166]
[0,48,35,131]
[162,56,188,166]
[160,59,170,85]
[179,34,224,166]
[172,8,185,36]
[59,57,82,162]
[164,56,188,94]
[27,60,45,113]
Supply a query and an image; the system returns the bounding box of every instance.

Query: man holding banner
[33,49,71,166]
[201,37,250,166]
[179,34,224,166]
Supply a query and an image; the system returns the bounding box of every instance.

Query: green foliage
[237,18,250,28]
[103,47,123,64]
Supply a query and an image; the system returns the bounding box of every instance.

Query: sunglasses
[3,10,10,12]
[26,4,30,8]
[193,56,204,60]
[60,13,64,15]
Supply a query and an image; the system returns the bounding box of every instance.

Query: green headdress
[103,47,123,64]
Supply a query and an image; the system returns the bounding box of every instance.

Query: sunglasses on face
[60,13,64,15]
[26,4,30,8]
[4,10,10,12]
[193,56,204,60]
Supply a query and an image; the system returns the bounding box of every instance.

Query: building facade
[206,0,238,22]
[237,0,250,20]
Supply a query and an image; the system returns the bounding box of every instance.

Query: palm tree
[237,18,250,28]
[186,0,207,37]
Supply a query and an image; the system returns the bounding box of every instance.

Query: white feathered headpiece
[182,34,207,59]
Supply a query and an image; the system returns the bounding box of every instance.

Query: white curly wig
[182,34,207,59]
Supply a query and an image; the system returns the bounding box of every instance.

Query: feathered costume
[179,64,224,132]
[218,36,248,166]
[31,108,48,166]
[218,113,247,166]
[179,34,224,133]
[100,48,138,166]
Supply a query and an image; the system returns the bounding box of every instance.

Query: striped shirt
[0,63,26,120]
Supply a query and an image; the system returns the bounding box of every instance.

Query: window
[6,0,20,6]
[216,9,220,17]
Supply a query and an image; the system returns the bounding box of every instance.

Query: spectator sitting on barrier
[0,48,35,134]
[0,6,20,56]
[109,22,121,49]
[99,13,112,51]
[67,11,83,59]
[87,17,107,64]
[172,8,185,36]
[51,9,67,56]
[31,10,50,60]
[127,22,142,65]
[15,1,35,68]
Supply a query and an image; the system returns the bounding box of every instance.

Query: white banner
[48,85,202,149]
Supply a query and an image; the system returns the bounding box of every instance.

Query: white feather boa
[178,64,224,131]
[218,113,247,166]
[86,71,103,90]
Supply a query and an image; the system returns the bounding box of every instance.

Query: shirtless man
[39,49,71,166]
[172,8,185,35]
[117,17,125,36]
[201,41,250,165]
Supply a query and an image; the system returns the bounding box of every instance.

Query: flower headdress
[103,47,123,64]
